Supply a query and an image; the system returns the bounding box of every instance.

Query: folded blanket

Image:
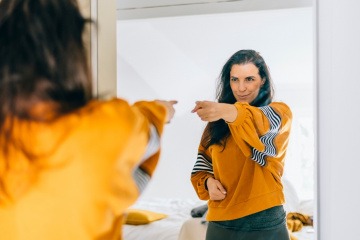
[287,212,313,231]
[191,204,208,218]
[286,212,313,240]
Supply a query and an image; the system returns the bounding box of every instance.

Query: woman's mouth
[238,94,250,99]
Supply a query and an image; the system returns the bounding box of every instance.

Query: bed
[123,180,315,240]
[123,197,205,240]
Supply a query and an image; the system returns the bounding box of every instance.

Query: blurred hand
[191,101,237,122]
[206,177,227,201]
[155,100,178,123]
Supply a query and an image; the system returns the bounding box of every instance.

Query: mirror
[116,1,315,239]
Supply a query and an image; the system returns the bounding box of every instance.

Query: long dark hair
[0,0,93,201]
[0,0,92,148]
[202,49,274,149]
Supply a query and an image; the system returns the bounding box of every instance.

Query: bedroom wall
[116,7,314,201]
[316,0,360,239]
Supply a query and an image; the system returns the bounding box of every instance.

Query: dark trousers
[205,205,290,240]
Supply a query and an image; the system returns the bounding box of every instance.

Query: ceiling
[117,0,313,20]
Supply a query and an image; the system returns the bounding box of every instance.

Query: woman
[0,1,176,239]
[191,49,292,240]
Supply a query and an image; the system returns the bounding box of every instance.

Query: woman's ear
[261,78,266,86]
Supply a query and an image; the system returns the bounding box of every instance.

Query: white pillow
[283,178,300,213]
[297,199,314,216]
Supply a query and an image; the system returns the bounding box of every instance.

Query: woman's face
[229,63,264,103]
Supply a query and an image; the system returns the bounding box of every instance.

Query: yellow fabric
[124,209,167,225]
[287,212,313,232]
[0,98,167,240]
[287,212,313,240]
[191,102,292,221]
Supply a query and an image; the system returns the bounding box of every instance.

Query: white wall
[317,0,360,239]
[117,7,314,201]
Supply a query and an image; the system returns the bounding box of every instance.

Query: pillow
[282,177,300,213]
[124,209,167,225]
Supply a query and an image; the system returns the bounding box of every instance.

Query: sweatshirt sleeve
[130,101,168,193]
[74,99,169,219]
[227,102,292,167]
[190,144,214,200]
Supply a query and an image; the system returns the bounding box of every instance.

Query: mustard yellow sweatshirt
[0,98,167,240]
[191,102,292,221]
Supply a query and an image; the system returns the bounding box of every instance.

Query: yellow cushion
[125,209,167,225]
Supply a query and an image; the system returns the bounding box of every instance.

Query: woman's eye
[245,77,254,81]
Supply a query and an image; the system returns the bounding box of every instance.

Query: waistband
[209,205,286,231]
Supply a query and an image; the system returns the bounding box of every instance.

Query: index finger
[191,101,202,113]
[191,105,201,113]
[168,100,178,105]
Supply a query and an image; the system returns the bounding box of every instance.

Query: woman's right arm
[190,143,227,201]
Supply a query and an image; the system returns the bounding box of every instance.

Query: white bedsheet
[123,198,205,240]
[292,226,315,240]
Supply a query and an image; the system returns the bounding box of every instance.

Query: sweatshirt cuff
[227,102,249,126]
[133,101,168,135]
[197,174,213,198]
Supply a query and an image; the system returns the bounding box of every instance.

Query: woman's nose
[238,81,246,91]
